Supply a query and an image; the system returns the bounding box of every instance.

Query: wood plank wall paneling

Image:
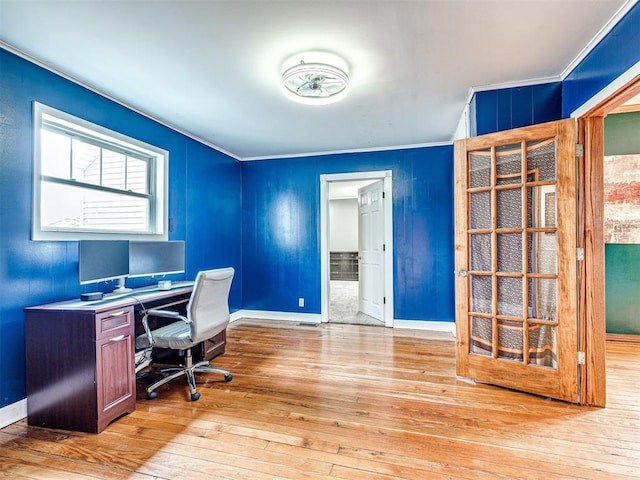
[1,320,639,479]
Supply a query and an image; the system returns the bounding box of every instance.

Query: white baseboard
[393,319,456,336]
[231,310,455,336]
[230,309,322,324]
[0,399,27,429]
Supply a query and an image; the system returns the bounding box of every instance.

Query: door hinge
[383,297,386,305]
[577,351,585,365]
[576,143,584,157]
[382,191,385,199]
[577,247,584,261]
[383,243,386,251]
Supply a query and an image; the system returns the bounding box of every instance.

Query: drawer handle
[109,335,125,342]
[104,310,127,319]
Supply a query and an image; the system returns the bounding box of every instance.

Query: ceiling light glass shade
[282,62,349,105]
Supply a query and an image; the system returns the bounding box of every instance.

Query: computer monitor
[78,240,129,285]
[128,241,185,278]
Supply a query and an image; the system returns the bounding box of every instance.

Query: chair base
[144,347,232,401]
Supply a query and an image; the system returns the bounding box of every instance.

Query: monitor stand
[106,277,132,297]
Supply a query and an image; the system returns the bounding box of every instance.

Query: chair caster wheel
[147,391,158,399]
[191,392,200,401]
[224,374,233,382]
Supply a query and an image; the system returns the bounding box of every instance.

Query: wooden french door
[454,119,579,403]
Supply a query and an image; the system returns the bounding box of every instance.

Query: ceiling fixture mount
[282,58,349,105]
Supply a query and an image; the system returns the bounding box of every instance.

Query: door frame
[572,63,640,407]
[320,171,394,326]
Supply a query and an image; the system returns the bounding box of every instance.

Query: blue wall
[241,147,455,322]
[471,82,563,136]
[0,49,242,409]
[563,2,640,117]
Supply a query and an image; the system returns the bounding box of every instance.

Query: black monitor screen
[129,241,185,278]
[78,240,129,284]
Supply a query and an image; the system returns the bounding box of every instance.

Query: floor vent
[297,322,320,328]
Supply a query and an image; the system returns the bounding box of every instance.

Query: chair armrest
[146,309,183,319]
[141,309,189,346]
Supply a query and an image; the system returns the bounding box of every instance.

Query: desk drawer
[202,330,226,360]
[96,307,133,339]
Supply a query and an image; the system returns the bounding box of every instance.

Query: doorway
[327,179,383,325]
[574,70,640,406]
[602,96,640,341]
[320,171,394,326]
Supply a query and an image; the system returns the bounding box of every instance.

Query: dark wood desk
[24,282,226,433]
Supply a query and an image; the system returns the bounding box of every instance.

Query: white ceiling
[0,0,633,160]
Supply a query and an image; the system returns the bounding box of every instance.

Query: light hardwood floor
[1,319,638,479]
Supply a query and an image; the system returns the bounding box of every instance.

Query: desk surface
[25,281,194,313]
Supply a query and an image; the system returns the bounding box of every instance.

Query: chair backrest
[187,267,235,343]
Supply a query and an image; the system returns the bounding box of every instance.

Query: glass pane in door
[528,184,556,229]
[497,276,522,318]
[528,278,557,321]
[528,323,557,368]
[496,188,522,228]
[470,316,492,356]
[497,319,523,361]
[497,234,522,272]
[470,275,492,314]
[528,232,557,274]
[527,140,556,181]
[470,234,491,271]
[496,143,522,186]
[469,150,491,188]
[470,191,491,230]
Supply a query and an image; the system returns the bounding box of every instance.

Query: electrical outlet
[298,297,304,308]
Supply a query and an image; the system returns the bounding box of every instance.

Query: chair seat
[136,321,194,350]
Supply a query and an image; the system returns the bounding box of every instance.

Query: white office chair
[136,267,234,401]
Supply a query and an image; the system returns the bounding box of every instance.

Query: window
[33,102,168,241]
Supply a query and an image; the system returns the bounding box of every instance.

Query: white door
[358,180,384,320]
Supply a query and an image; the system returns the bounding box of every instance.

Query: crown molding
[471,75,562,94]
[241,140,453,161]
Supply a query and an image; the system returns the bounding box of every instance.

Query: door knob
[456,269,468,277]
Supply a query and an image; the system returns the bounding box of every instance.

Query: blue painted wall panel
[496,88,513,132]
[474,83,563,136]
[563,2,640,116]
[0,48,241,409]
[532,84,563,124]
[474,90,496,136]
[241,146,455,322]
[511,87,533,129]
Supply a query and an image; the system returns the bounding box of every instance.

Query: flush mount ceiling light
[282,58,350,105]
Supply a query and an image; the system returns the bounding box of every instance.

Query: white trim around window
[32,102,169,241]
